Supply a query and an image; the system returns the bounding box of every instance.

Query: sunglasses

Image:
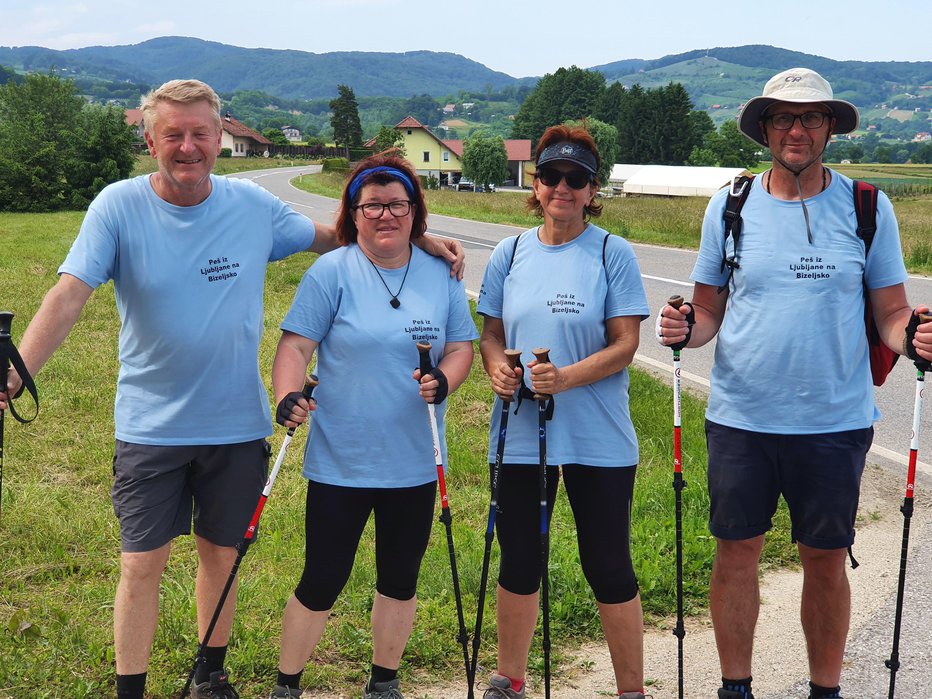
[535,166,592,190]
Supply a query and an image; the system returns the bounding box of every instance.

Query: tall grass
[0,203,784,698]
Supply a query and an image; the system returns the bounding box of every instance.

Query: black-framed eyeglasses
[354,200,413,219]
[765,111,831,130]
[535,167,592,190]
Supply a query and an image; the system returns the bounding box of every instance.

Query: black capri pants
[495,462,639,604]
[293,478,437,612]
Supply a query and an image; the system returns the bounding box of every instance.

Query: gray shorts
[706,420,872,550]
[112,439,271,553]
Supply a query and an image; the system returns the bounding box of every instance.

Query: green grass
[0,200,791,698]
[130,154,315,178]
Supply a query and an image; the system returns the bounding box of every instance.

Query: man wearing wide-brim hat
[656,68,932,699]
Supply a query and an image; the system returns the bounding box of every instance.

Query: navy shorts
[112,439,271,553]
[706,420,872,550]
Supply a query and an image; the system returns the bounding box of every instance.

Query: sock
[722,676,753,697]
[505,675,525,692]
[369,664,398,687]
[194,645,228,684]
[808,681,842,698]
[278,670,302,689]
[115,672,146,699]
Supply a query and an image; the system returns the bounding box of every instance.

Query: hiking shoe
[191,669,240,699]
[718,690,754,699]
[362,678,404,699]
[268,685,303,698]
[482,674,525,699]
[619,693,648,699]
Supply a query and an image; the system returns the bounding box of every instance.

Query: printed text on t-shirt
[201,256,240,283]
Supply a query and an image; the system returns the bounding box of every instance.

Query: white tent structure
[622,165,750,197]
[608,164,645,185]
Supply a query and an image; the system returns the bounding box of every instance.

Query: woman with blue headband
[266,154,478,699]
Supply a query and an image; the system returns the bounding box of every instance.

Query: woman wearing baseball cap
[476,124,650,699]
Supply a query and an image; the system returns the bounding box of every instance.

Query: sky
[1,0,928,78]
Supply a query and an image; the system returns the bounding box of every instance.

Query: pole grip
[668,295,684,310]
[532,347,550,401]
[417,341,433,377]
[503,348,521,403]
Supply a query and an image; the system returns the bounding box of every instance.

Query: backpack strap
[719,175,755,294]
[506,230,523,274]
[853,179,878,254]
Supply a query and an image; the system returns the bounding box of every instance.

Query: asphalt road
[237,165,932,696]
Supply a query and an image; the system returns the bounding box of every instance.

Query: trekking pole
[178,375,318,699]
[885,314,932,699]
[0,311,40,522]
[532,347,552,699]
[668,294,687,699]
[468,348,522,698]
[416,341,471,688]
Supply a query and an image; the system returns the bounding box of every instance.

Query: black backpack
[720,175,898,386]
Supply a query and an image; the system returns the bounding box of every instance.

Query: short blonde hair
[140,79,222,138]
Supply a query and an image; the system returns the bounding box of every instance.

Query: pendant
[390,298,401,309]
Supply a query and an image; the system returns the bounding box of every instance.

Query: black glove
[669,304,696,352]
[275,391,306,426]
[905,312,932,373]
[427,367,449,405]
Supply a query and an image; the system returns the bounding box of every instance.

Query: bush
[219,148,232,158]
[322,157,350,173]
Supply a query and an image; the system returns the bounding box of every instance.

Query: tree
[262,128,290,146]
[703,120,759,169]
[0,71,85,212]
[329,84,362,148]
[511,66,605,145]
[65,103,136,208]
[461,131,508,192]
[0,71,135,212]
[564,118,618,185]
[372,125,406,156]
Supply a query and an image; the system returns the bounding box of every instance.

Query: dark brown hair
[527,123,603,219]
[335,153,427,245]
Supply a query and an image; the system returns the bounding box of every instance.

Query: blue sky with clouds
[1,0,928,78]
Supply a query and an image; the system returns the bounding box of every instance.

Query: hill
[0,36,531,99]
[592,45,932,124]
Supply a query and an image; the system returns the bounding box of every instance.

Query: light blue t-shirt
[477,224,649,467]
[691,171,908,434]
[281,244,479,488]
[59,174,315,445]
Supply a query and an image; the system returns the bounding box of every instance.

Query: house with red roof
[367,116,532,187]
[220,112,272,156]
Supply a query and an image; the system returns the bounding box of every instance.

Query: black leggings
[495,463,639,604]
[293,479,437,611]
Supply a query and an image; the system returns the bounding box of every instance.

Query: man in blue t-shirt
[0,79,462,699]
[658,68,932,699]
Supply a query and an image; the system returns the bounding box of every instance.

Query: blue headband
[348,166,415,201]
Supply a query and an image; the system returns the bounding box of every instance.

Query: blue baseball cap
[535,141,598,175]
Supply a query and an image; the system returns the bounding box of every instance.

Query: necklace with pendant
[366,244,411,309]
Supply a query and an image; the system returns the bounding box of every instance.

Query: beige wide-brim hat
[738,67,859,147]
